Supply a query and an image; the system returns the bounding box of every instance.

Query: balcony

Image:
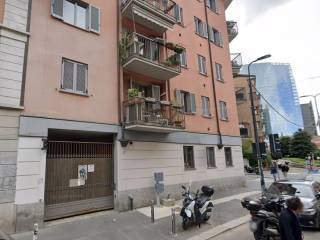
[227,21,238,42]
[121,32,181,81]
[231,53,242,76]
[123,97,185,133]
[121,0,176,33]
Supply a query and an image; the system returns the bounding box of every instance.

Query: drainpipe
[117,0,122,124]
[203,2,223,148]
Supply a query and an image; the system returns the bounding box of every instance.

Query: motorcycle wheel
[182,217,190,230]
[203,212,211,222]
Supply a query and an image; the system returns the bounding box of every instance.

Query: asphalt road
[211,223,320,240]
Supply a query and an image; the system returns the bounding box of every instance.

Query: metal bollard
[33,223,39,240]
[128,195,133,211]
[171,208,176,236]
[151,200,155,223]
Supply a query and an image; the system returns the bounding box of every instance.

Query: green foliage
[128,88,139,98]
[280,136,292,157]
[242,139,258,166]
[119,32,131,64]
[290,130,316,158]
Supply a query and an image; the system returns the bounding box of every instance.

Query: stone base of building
[115,175,246,211]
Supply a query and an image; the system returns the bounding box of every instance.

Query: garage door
[44,141,113,220]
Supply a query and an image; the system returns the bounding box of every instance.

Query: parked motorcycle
[180,185,214,230]
[241,195,285,240]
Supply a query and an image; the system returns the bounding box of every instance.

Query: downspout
[203,2,223,148]
[164,31,171,102]
[20,0,32,107]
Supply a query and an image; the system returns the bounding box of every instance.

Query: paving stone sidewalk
[12,187,259,240]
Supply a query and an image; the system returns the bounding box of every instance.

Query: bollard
[171,208,176,236]
[128,195,133,211]
[33,223,39,240]
[151,200,155,223]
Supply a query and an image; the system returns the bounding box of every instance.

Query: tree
[242,138,257,166]
[280,136,292,157]
[290,130,316,158]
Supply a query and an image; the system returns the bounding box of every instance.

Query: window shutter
[202,97,206,115]
[206,0,210,8]
[197,55,201,73]
[90,5,100,33]
[190,93,196,113]
[152,85,161,100]
[175,90,182,105]
[215,0,219,13]
[62,60,74,90]
[219,32,224,47]
[51,0,63,19]
[179,7,183,23]
[203,22,209,38]
[209,27,214,42]
[76,63,87,93]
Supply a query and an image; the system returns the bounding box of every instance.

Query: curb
[186,215,251,240]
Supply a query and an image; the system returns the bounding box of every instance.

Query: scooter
[180,185,214,230]
[241,196,285,240]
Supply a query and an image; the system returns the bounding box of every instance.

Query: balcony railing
[227,21,238,42]
[230,53,242,75]
[121,0,176,18]
[121,32,181,80]
[123,97,185,132]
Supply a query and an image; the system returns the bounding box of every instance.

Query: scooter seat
[198,195,210,207]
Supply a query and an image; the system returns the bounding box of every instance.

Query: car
[267,180,320,228]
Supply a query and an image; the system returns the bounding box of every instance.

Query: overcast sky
[226,0,320,105]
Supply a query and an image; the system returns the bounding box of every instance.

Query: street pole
[247,54,271,193]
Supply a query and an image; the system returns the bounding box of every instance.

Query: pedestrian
[279,197,304,240]
[280,162,290,178]
[270,160,278,182]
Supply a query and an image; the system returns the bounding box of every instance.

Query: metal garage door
[44,141,113,220]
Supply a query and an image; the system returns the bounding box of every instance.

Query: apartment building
[234,74,265,141]
[0,0,30,233]
[0,0,243,233]
[301,102,317,136]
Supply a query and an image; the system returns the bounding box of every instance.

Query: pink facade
[23,0,119,124]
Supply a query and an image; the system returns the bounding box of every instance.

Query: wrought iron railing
[121,0,176,18]
[227,21,238,41]
[122,32,181,71]
[123,97,185,129]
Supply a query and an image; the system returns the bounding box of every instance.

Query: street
[211,223,319,240]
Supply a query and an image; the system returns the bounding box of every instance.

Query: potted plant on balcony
[164,55,180,67]
[119,32,132,64]
[128,88,139,98]
[173,44,184,54]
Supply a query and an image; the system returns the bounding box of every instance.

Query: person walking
[279,162,290,179]
[270,160,278,182]
[279,197,304,240]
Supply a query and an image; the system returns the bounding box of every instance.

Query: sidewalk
[12,187,259,240]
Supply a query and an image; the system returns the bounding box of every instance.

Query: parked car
[267,180,320,228]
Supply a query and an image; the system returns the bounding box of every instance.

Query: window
[184,146,195,170]
[194,17,203,36]
[224,147,233,167]
[61,58,88,94]
[174,4,183,24]
[51,0,100,33]
[206,147,216,168]
[215,63,223,81]
[179,49,187,67]
[219,101,228,120]
[209,27,223,47]
[206,0,218,13]
[197,55,207,75]
[236,88,246,101]
[175,90,196,114]
[201,96,211,117]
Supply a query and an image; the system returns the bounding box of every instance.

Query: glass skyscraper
[241,63,303,136]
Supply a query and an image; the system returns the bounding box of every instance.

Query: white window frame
[206,147,216,168]
[194,17,203,36]
[202,96,211,117]
[206,0,218,13]
[174,4,183,24]
[215,63,223,81]
[179,49,187,67]
[219,101,228,120]
[198,55,207,75]
[51,0,100,33]
[61,58,88,94]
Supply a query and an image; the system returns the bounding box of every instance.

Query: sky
[226,0,320,107]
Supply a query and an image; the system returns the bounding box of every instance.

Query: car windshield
[267,183,315,198]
